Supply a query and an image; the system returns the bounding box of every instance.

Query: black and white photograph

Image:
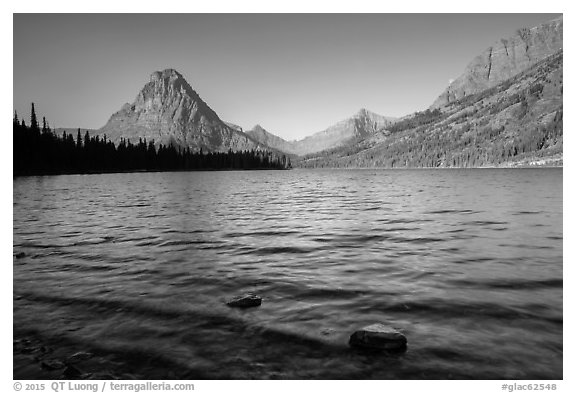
[10,6,567,386]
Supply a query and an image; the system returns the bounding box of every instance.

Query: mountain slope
[246,125,300,155]
[294,109,396,155]
[99,69,263,152]
[247,109,397,156]
[299,49,562,168]
[432,16,562,108]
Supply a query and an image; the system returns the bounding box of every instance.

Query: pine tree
[30,103,39,131]
[14,103,289,175]
[84,130,90,147]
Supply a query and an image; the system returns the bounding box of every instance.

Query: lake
[13,168,563,379]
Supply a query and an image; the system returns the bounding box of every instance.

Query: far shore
[13,164,563,178]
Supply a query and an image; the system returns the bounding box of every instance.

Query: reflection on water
[13,169,562,379]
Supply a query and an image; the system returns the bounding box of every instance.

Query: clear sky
[13,13,560,141]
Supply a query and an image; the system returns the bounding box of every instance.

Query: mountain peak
[99,69,262,152]
[350,108,397,125]
[431,16,562,108]
[355,108,382,118]
[150,68,183,82]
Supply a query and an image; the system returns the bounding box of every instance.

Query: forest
[298,51,563,169]
[13,104,291,176]
[298,109,563,169]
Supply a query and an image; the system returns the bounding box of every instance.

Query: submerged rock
[41,359,66,370]
[321,328,335,336]
[15,252,26,259]
[62,365,83,378]
[66,352,94,364]
[40,346,53,354]
[226,294,262,308]
[349,323,407,350]
[87,372,119,380]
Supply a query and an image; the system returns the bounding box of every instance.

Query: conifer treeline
[14,104,291,176]
[299,109,563,169]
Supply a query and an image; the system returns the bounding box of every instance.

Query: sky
[13,13,560,141]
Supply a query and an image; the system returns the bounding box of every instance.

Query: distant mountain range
[431,17,562,108]
[246,109,396,156]
[92,67,399,156]
[86,16,562,167]
[298,15,563,167]
[299,50,562,168]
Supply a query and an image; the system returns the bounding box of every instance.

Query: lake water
[13,169,563,379]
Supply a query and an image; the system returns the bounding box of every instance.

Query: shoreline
[13,164,563,178]
[13,329,207,380]
[13,167,291,179]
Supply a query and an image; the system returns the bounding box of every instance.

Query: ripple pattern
[13,169,563,379]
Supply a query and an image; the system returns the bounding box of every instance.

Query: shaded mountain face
[295,109,396,155]
[299,50,562,168]
[99,69,261,152]
[246,125,300,155]
[247,109,397,156]
[432,16,562,108]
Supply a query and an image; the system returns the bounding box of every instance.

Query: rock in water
[226,294,262,308]
[62,365,83,379]
[66,351,94,364]
[41,360,66,370]
[349,323,407,350]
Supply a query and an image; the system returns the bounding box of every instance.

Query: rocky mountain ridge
[246,125,300,155]
[94,16,562,167]
[246,109,397,156]
[431,16,562,108]
[298,49,562,168]
[99,69,263,152]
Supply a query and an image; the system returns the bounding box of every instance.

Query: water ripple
[13,169,563,379]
